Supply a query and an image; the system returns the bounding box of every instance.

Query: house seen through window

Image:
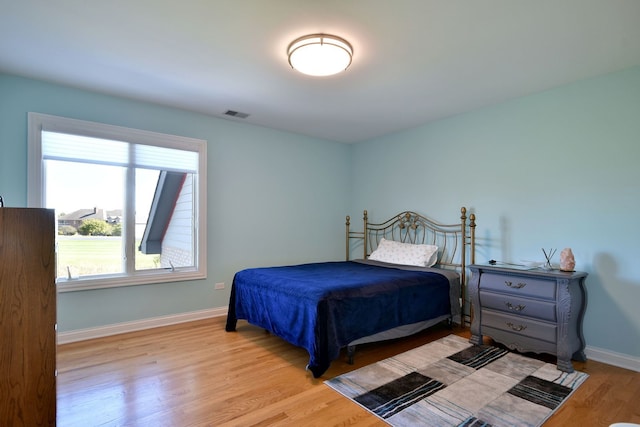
[28,113,207,291]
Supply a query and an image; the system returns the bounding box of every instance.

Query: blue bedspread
[225,261,452,377]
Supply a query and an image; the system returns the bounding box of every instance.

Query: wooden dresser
[0,208,56,426]
[468,264,587,372]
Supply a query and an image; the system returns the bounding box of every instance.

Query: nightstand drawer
[480,291,557,322]
[482,309,557,343]
[480,273,556,300]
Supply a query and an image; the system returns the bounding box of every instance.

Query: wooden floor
[57,316,640,426]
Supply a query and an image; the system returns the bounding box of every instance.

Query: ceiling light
[287,34,353,77]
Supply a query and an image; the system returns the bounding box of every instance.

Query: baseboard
[586,345,640,372]
[57,307,227,345]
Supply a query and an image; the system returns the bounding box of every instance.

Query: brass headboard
[345,207,476,322]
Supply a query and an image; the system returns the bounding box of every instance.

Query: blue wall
[0,73,351,331]
[350,66,640,358]
[1,66,639,360]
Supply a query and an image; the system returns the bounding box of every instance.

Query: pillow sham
[368,238,438,267]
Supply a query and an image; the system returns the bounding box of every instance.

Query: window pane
[157,173,195,269]
[46,160,125,279]
[137,171,196,270]
[135,168,161,271]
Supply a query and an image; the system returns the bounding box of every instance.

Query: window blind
[42,131,198,173]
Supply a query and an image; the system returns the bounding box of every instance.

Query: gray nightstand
[468,264,588,372]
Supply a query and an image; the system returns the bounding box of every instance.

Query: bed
[225,207,476,378]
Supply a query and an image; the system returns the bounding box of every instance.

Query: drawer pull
[505,302,526,311]
[506,322,527,332]
[505,281,526,289]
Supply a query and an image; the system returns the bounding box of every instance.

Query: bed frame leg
[347,345,356,364]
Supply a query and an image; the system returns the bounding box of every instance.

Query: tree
[78,219,113,236]
[111,222,122,236]
[58,225,77,235]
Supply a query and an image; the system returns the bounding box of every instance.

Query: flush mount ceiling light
[287,34,353,77]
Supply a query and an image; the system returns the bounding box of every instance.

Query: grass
[57,236,159,278]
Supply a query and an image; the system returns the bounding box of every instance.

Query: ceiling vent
[224,110,250,119]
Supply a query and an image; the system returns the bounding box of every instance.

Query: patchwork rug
[325,335,588,427]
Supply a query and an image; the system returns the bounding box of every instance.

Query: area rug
[325,335,588,427]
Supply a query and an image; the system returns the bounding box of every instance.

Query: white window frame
[28,112,207,292]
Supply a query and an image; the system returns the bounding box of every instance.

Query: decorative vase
[560,248,575,271]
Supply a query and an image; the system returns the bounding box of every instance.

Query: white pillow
[368,238,439,267]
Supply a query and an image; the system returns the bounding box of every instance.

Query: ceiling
[1,1,639,143]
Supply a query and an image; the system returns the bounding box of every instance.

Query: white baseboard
[57,307,227,345]
[585,345,640,372]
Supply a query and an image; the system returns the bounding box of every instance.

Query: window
[28,113,207,291]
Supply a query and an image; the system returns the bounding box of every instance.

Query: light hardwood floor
[57,316,640,426]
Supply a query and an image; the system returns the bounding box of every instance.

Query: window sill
[56,268,206,292]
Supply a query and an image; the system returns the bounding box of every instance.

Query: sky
[45,160,158,223]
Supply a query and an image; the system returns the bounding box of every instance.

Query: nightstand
[468,264,588,372]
